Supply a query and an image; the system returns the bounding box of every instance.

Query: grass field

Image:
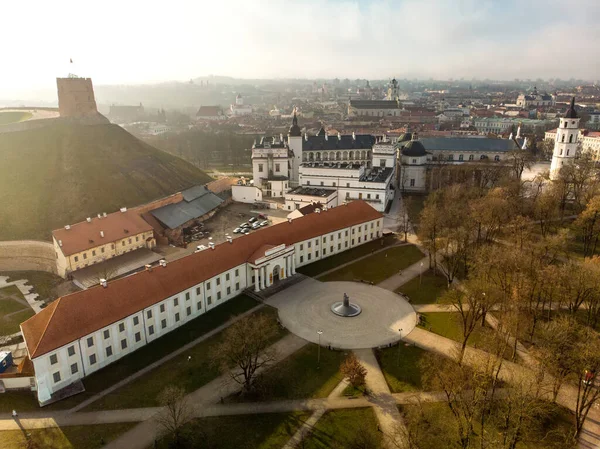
[376,344,433,393]
[418,312,499,351]
[232,344,348,402]
[1,423,136,449]
[0,271,70,303]
[0,294,259,413]
[0,111,32,125]
[157,412,310,449]
[297,235,399,277]
[396,269,448,304]
[319,244,424,283]
[302,408,381,448]
[87,305,283,410]
[0,285,33,336]
[0,123,212,240]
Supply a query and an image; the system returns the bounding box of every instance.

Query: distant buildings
[196,106,226,121]
[348,100,402,117]
[229,94,252,116]
[516,87,555,108]
[473,117,555,134]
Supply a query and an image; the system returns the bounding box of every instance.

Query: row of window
[72,235,144,263]
[305,150,371,162]
[297,232,378,264]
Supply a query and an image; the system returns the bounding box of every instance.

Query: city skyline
[2,0,600,99]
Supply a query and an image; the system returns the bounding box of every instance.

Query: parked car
[233,227,242,234]
[258,213,267,219]
[240,223,250,228]
[243,229,251,235]
[248,217,258,223]
[260,220,269,227]
[252,222,261,230]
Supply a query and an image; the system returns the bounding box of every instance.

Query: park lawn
[87,305,283,410]
[0,111,32,125]
[297,234,399,277]
[0,294,259,413]
[0,285,25,300]
[0,422,136,449]
[0,308,35,336]
[0,271,70,303]
[418,312,500,352]
[302,408,381,449]
[234,344,348,402]
[376,344,434,393]
[158,412,311,449]
[319,244,424,283]
[396,269,448,304]
[399,402,574,449]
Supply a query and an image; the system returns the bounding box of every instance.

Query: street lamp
[397,328,403,366]
[317,330,323,368]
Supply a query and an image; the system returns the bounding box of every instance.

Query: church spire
[288,108,301,137]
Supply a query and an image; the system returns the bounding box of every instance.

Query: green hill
[0,123,212,240]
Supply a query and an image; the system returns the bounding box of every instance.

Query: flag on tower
[70,58,73,64]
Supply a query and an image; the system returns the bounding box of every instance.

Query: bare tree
[210,314,278,394]
[573,195,600,258]
[398,196,412,242]
[340,353,367,389]
[573,327,600,438]
[155,385,194,447]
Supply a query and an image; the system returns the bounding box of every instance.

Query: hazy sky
[2,0,599,96]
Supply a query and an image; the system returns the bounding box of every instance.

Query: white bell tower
[550,97,580,181]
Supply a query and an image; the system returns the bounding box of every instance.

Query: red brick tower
[56,77,99,117]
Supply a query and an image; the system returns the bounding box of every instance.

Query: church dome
[565,97,578,119]
[401,140,427,157]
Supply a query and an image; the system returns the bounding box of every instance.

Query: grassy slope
[0,123,212,240]
[0,111,32,125]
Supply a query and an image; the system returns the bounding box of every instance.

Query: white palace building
[234,113,396,212]
[21,201,382,404]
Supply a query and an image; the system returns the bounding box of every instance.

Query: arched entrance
[272,265,281,283]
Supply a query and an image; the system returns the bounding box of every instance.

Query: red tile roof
[52,210,153,256]
[22,201,382,359]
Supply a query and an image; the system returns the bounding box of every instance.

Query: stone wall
[0,241,57,275]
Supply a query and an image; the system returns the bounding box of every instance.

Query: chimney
[159,259,167,267]
[209,242,215,250]
[226,234,233,244]
[288,217,292,223]
[325,133,328,141]
[64,225,71,230]
[304,133,308,141]
[100,278,107,288]
[86,217,92,223]
[103,212,107,217]
[352,131,356,140]
[100,231,104,238]
[338,132,341,140]
[145,264,153,272]
[120,207,127,213]
[316,208,321,213]
[58,240,63,247]
[97,214,102,219]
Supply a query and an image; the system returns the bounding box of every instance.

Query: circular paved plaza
[266,279,417,349]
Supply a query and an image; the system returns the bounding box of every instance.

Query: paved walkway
[282,379,349,449]
[354,348,405,449]
[267,279,416,349]
[377,256,429,291]
[68,303,265,413]
[103,334,307,449]
[0,276,43,313]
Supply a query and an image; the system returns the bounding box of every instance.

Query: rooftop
[417,137,519,153]
[52,209,153,257]
[22,201,381,359]
[349,100,401,109]
[150,186,224,230]
[359,167,393,183]
[302,134,375,151]
[287,186,337,197]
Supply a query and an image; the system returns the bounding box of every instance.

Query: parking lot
[156,202,289,261]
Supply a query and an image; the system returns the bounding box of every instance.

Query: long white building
[21,201,383,405]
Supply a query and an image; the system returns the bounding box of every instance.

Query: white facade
[28,213,383,403]
[550,115,580,180]
[284,188,338,211]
